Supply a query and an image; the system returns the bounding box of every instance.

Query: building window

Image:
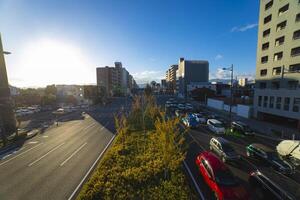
[293,98,300,112]
[264,15,272,24]
[265,0,273,10]
[296,13,300,22]
[278,4,289,16]
[263,96,268,107]
[293,30,300,40]
[258,96,262,107]
[262,42,269,50]
[261,56,268,64]
[291,47,300,57]
[263,29,271,37]
[275,36,284,46]
[272,67,281,75]
[276,97,282,109]
[260,69,267,76]
[271,81,280,89]
[274,52,283,61]
[276,21,287,32]
[289,63,300,73]
[270,96,274,108]
[284,97,290,111]
[259,82,267,89]
[288,81,299,89]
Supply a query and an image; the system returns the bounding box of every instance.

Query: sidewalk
[192,101,300,141]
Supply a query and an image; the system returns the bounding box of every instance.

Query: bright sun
[13,38,94,87]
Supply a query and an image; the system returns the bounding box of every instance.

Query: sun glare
[13,38,94,87]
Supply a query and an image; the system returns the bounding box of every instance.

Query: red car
[196,151,248,200]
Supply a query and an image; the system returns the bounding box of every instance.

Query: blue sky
[0,0,259,87]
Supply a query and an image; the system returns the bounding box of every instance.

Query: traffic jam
[164,98,300,200]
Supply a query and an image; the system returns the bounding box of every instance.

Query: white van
[207,119,225,134]
[277,140,300,166]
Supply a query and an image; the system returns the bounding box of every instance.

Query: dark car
[246,143,294,174]
[209,137,240,163]
[231,121,254,136]
[249,168,300,200]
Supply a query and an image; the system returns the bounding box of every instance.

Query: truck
[276,140,300,166]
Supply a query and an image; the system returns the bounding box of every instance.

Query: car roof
[250,143,274,152]
[212,137,229,144]
[254,168,300,199]
[201,151,228,171]
[208,119,222,124]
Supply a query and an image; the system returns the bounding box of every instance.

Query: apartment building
[254,0,300,129]
[177,57,209,98]
[96,62,136,97]
[165,64,178,93]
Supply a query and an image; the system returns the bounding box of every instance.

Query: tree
[41,94,56,106]
[190,87,215,102]
[44,85,57,95]
[65,95,77,105]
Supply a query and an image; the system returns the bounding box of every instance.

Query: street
[0,98,127,200]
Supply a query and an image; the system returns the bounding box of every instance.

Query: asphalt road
[0,97,127,200]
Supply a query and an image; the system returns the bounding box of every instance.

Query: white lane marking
[60,142,87,166]
[68,135,116,200]
[43,135,49,138]
[83,123,96,131]
[0,143,43,166]
[183,161,205,200]
[28,143,65,167]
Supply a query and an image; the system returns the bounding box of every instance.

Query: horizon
[1,0,259,88]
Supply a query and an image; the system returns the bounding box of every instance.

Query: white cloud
[215,54,223,60]
[132,70,164,84]
[210,67,255,80]
[231,23,258,32]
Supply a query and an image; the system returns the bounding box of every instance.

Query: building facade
[96,62,136,97]
[165,64,178,94]
[254,0,300,129]
[177,57,209,98]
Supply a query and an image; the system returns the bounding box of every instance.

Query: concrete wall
[207,98,252,119]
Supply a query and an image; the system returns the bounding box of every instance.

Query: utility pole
[230,64,233,125]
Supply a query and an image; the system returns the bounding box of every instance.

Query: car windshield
[215,170,238,186]
[267,152,282,161]
[213,122,223,128]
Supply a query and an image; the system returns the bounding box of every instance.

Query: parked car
[248,168,300,200]
[182,116,199,129]
[246,143,294,174]
[192,113,206,124]
[209,137,240,163]
[196,151,248,200]
[231,121,254,136]
[276,140,300,167]
[207,119,225,134]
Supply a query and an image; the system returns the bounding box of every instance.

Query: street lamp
[222,64,234,125]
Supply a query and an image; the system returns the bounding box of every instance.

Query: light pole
[222,64,234,125]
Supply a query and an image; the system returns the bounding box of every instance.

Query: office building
[254,0,300,129]
[177,57,209,98]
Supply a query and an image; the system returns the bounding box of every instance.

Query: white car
[207,119,225,134]
[192,113,206,124]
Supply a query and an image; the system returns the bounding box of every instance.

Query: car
[177,103,185,110]
[231,121,254,136]
[192,113,206,124]
[207,119,225,134]
[246,143,294,174]
[196,151,249,200]
[277,140,300,167]
[248,168,300,200]
[209,137,240,163]
[182,116,199,129]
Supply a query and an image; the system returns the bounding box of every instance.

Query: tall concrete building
[177,57,209,97]
[96,62,136,97]
[254,0,300,129]
[0,34,16,138]
[165,64,178,93]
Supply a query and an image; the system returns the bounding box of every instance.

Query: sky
[0,0,259,88]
